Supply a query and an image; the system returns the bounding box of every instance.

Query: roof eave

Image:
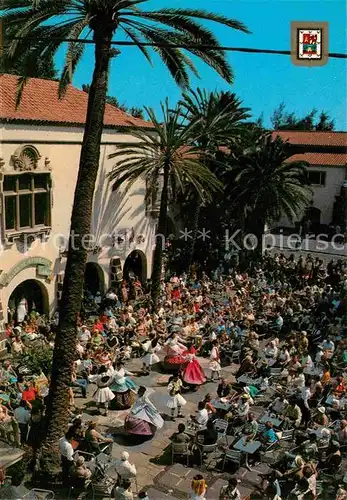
[0,117,155,131]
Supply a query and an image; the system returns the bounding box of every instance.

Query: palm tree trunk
[40,26,113,469]
[151,165,169,310]
[245,213,266,261]
[186,196,201,275]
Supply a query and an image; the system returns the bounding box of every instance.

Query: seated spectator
[283,399,302,428]
[85,421,113,453]
[299,433,318,460]
[59,429,75,486]
[262,421,278,445]
[320,364,331,386]
[70,456,92,481]
[243,412,258,440]
[219,477,241,500]
[197,420,218,445]
[270,394,289,415]
[336,419,347,444]
[318,441,342,471]
[202,394,216,414]
[114,479,134,500]
[217,379,233,399]
[171,423,191,444]
[314,406,329,427]
[193,401,209,427]
[289,477,314,500]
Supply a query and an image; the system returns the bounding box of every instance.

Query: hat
[317,406,326,414]
[301,331,307,336]
[121,451,129,461]
[242,394,250,400]
[295,456,305,467]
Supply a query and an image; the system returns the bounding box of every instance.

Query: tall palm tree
[109,101,222,308]
[179,88,251,272]
[1,0,248,456]
[226,132,312,252]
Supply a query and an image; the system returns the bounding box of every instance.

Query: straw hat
[317,406,326,414]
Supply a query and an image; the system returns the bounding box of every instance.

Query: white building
[273,130,347,232]
[0,74,157,338]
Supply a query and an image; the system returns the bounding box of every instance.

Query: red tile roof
[272,130,347,147]
[0,74,152,129]
[287,152,347,167]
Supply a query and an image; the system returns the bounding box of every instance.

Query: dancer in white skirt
[142,335,161,375]
[209,340,221,381]
[89,365,115,416]
[166,374,186,420]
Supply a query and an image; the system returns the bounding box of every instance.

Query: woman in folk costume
[163,331,187,372]
[191,474,208,500]
[166,373,186,420]
[182,345,206,389]
[209,339,221,381]
[89,365,114,416]
[141,335,161,375]
[125,386,164,442]
[109,361,137,410]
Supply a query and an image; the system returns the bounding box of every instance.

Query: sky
[56,0,347,130]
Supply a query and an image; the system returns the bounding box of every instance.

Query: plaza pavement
[74,354,271,499]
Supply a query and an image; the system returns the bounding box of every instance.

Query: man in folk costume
[166,374,186,421]
[209,339,221,381]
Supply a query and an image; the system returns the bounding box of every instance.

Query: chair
[68,478,91,499]
[22,489,55,500]
[230,350,241,364]
[86,440,112,456]
[222,450,242,471]
[214,419,228,444]
[171,442,190,465]
[280,428,294,442]
[91,476,116,499]
[197,443,219,470]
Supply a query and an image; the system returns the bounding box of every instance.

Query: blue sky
[56,0,347,130]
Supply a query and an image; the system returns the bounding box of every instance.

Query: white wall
[276,166,346,228]
[0,123,156,323]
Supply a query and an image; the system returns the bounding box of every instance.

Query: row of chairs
[222,427,295,471]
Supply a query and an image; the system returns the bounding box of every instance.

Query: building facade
[273,130,347,232]
[0,75,157,339]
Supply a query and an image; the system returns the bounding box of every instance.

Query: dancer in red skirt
[182,345,206,389]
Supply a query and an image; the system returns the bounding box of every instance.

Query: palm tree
[226,132,312,253]
[1,0,249,456]
[109,101,222,308]
[179,88,251,273]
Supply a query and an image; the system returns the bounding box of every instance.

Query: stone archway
[123,250,147,282]
[8,279,49,323]
[84,262,105,296]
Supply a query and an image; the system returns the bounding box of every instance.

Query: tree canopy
[271,102,335,131]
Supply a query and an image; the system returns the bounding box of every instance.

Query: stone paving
[73,354,268,498]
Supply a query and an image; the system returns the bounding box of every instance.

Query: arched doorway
[8,279,48,322]
[84,262,104,296]
[123,250,147,282]
[304,206,321,234]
